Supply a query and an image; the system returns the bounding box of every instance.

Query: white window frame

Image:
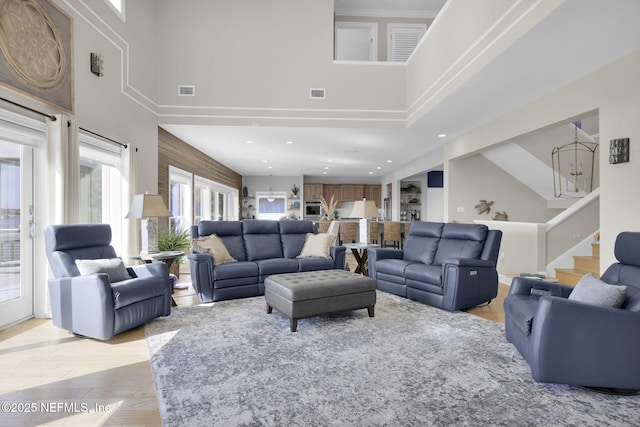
[103,0,125,21]
[255,191,288,220]
[78,133,126,253]
[168,166,193,232]
[194,176,238,223]
[0,108,46,321]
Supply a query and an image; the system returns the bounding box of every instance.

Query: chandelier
[551,121,598,198]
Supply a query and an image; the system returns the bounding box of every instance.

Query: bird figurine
[474,200,494,215]
[493,211,508,221]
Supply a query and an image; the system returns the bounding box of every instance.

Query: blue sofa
[188,220,346,302]
[45,224,172,340]
[368,222,502,311]
[504,232,640,390]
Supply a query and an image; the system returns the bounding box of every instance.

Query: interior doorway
[335,22,378,61]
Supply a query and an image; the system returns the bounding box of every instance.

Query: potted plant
[291,184,299,198]
[158,227,191,277]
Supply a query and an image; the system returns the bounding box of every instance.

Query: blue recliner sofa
[189,219,346,303]
[504,231,640,391]
[45,224,172,340]
[368,221,502,311]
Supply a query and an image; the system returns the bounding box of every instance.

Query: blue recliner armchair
[45,224,172,340]
[504,232,640,391]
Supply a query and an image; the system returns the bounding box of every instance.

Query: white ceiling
[161,0,640,179]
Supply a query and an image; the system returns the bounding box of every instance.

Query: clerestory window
[104,0,125,21]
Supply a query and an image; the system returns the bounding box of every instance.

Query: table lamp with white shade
[125,193,171,254]
[350,199,379,244]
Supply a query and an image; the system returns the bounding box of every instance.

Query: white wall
[447,154,563,224]
[380,145,443,220]
[61,0,159,194]
[153,0,406,127]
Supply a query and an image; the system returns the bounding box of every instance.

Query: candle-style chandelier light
[551,121,598,198]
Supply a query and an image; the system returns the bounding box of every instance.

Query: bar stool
[317,221,331,233]
[368,221,379,244]
[381,221,402,249]
[339,221,357,245]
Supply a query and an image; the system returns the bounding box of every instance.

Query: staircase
[554,235,600,286]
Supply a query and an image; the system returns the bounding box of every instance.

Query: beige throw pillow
[75,258,131,283]
[191,235,237,266]
[297,233,334,260]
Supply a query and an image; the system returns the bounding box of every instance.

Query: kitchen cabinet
[340,184,364,202]
[304,183,323,201]
[363,185,381,207]
[322,185,341,203]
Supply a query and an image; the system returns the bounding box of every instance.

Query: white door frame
[335,21,378,61]
[0,144,34,328]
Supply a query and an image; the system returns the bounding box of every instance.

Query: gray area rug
[145,291,640,426]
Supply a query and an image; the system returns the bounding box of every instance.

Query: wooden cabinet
[322,185,341,203]
[364,185,381,207]
[340,184,364,202]
[303,182,381,205]
[303,183,323,201]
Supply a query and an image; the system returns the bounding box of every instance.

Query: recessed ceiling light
[267,166,273,169]
[246,140,254,144]
[369,171,374,175]
[376,166,382,170]
[323,171,328,175]
[285,141,294,145]
[324,166,329,170]
[438,134,447,138]
[386,160,392,163]
[262,160,269,163]
[327,159,333,163]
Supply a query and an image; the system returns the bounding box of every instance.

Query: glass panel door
[0,141,33,328]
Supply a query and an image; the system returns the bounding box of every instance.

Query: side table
[343,243,380,276]
[129,251,185,307]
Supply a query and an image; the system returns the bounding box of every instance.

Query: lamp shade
[350,199,379,218]
[125,194,171,218]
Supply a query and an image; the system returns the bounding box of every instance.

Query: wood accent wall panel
[158,127,242,221]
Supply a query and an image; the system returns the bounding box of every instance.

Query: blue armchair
[45,224,172,340]
[504,232,640,391]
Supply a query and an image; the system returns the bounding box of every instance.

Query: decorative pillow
[191,235,237,266]
[568,273,627,308]
[297,233,334,259]
[75,258,132,283]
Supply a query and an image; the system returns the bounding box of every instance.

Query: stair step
[573,255,600,276]
[554,268,589,286]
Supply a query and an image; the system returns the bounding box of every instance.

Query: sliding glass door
[0,141,33,328]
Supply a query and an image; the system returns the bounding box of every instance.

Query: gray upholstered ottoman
[264,270,376,332]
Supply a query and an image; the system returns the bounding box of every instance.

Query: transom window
[103,0,125,20]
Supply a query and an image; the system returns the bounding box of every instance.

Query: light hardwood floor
[0,261,508,426]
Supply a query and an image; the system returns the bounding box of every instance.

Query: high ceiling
[161,1,640,179]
